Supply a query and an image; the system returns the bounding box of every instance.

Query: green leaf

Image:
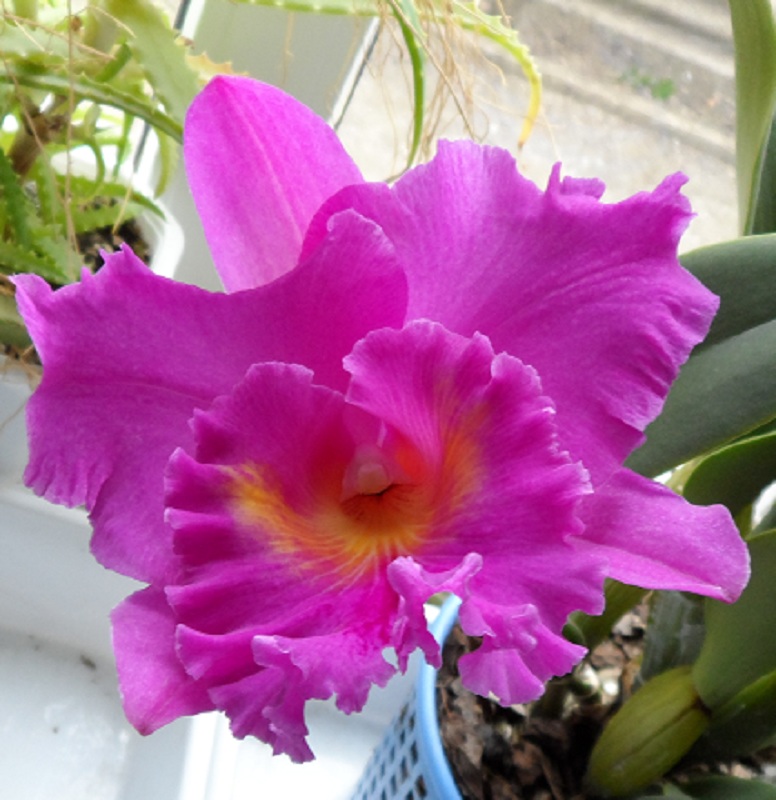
[627,235,776,477]
[33,233,80,283]
[0,238,73,284]
[385,0,426,170]
[66,199,155,235]
[444,0,541,147]
[228,0,378,15]
[680,775,776,799]
[102,0,201,126]
[0,16,74,62]
[0,292,32,350]
[660,788,695,799]
[627,318,776,477]
[565,580,646,650]
[0,148,32,248]
[750,111,776,234]
[588,666,709,798]
[693,667,776,761]
[693,529,776,710]
[55,174,164,218]
[28,159,59,227]
[681,431,776,524]
[682,235,776,351]
[0,67,182,141]
[149,124,179,196]
[728,0,776,233]
[639,592,706,684]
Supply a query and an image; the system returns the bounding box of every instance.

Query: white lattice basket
[350,598,463,800]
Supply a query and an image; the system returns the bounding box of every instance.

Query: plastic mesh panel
[350,691,429,800]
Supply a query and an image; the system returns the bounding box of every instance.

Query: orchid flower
[13,76,749,762]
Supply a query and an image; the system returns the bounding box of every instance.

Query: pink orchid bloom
[14,76,748,762]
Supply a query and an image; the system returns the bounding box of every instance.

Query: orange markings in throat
[226,420,483,581]
[226,451,433,579]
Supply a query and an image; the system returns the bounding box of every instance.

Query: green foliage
[598,10,776,793]
[693,531,776,711]
[588,667,710,797]
[0,0,209,351]
[677,776,776,799]
[638,593,706,684]
[681,432,776,534]
[565,580,646,650]
[232,0,542,169]
[728,0,776,233]
[627,235,776,477]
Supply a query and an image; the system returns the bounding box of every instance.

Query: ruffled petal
[184,76,363,290]
[210,670,312,761]
[14,214,404,582]
[164,361,401,758]
[252,629,396,715]
[308,143,713,485]
[387,554,484,669]
[345,322,603,694]
[576,469,749,602]
[111,587,214,734]
[458,617,586,705]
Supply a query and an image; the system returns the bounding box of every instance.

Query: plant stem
[532,677,570,719]
[8,97,69,178]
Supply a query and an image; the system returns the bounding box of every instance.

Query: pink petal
[306,143,713,485]
[387,554,484,669]
[459,619,587,705]
[111,587,213,734]
[209,670,313,762]
[184,76,363,290]
[14,215,404,582]
[251,629,396,715]
[576,469,750,602]
[164,362,401,757]
[345,322,604,693]
[162,324,598,755]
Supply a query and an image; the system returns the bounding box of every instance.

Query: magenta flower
[14,77,748,762]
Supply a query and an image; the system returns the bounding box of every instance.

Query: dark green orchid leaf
[646,788,694,799]
[750,112,776,234]
[692,667,776,761]
[679,775,776,799]
[682,235,776,351]
[638,592,705,684]
[627,235,776,477]
[728,0,776,233]
[628,319,776,477]
[565,580,646,650]
[693,530,776,710]
[660,788,695,799]
[681,431,776,522]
